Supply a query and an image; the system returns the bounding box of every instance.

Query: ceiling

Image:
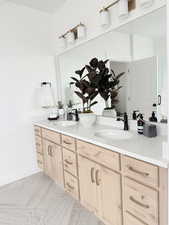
[5,0,67,13]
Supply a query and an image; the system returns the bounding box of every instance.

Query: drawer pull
[128,166,149,177]
[64,159,73,165]
[48,145,52,156]
[37,160,43,165]
[95,169,100,186]
[63,140,72,145]
[66,182,74,190]
[91,167,95,183]
[129,196,149,209]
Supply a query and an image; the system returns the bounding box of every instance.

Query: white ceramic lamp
[66,31,75,45]
[77,24,86,39]
[119,0,128,18]
[100,9,110,27]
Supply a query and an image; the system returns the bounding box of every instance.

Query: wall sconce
[99,0,136,25]
[77,23,86,39]
[119,0,129,18]
[99,0,120,27]
[100,9,110,27]
[59,22,86,48]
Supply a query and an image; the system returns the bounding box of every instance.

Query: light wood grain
[122,155,158,188]
[78,155,100,214]
[123,177,158,225]
[43,139,63,186]
[124,212,145,225]
[34,125,42,137]
[63,148,77,177]
[77,140,120,171]
[98,166,122,225]
[62,135,76,152]
[64,171,79,200]
[42,128,61,144]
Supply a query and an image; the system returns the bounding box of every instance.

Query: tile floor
[0,172,104,225]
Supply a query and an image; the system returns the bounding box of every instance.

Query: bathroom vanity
[34,122,168,225]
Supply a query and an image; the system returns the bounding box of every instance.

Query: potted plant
[85,57,125,117]
[71,62,99,127]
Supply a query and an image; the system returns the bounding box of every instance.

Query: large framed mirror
[57,6,167,122]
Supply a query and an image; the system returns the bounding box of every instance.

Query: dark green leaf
[90,101,98,108]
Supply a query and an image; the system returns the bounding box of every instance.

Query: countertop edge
[34,122,169,169]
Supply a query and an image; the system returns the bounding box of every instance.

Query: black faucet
[117,112,129,131]
[71,109,79,122]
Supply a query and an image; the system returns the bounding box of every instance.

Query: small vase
[79,113,97,127]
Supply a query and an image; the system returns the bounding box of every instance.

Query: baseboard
[0,168,41,188]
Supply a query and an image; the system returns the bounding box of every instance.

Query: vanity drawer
[122,156,158,188]
[34,126,42,137]
[42,128,61,144]
[63,148,77,176]
[124,212,146,225]
[64,171,79,200]
[77,140,120,171]
[62,135,76,152]
[124,178,158,225]
[35,136,43,153]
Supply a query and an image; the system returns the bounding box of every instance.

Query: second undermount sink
[95,129,133,140]
[55,121,78,127]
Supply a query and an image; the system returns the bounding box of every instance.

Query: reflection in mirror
[58,6,167,122]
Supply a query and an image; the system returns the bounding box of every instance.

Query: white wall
[51,0,165,54]
[0,3,56,186]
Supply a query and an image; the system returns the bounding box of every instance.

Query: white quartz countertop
[34,120,169,168]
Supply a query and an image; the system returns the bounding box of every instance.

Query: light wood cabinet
[42,128,61,144]
[78,155,122,225]
[43,139,63,186]
[64,171,79,200]
[99,167,122,225]
[78,155,100,214]
[63,148,77,177]
[122,155,158,188]
[124,212,145,225]
[34,126,168,225]
[62,135,76,152]
[123,178,159,225]
[77,140,120,171]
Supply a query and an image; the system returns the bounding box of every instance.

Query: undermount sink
[55,121,77,127]
[95,129,133,140]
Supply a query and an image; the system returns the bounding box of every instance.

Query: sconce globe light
[100,9,110,27]
[140,0,154,8]
[77,24,86,39]
[66,31,75,45]
[119,0,128,18]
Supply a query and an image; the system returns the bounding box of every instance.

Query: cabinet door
[50,144,63,185]
[99,166,122,225]
[43,139,53,178]
[43,140,63,185]
[78,156,99,214]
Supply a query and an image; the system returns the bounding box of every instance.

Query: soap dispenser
[137,113,144,135]
[149,111,157,123]
[132,110,139,120]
